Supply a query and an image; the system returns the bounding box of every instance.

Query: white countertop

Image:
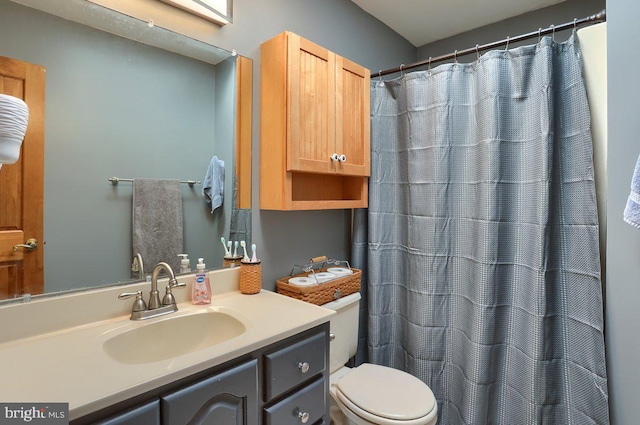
[0,268,334,420]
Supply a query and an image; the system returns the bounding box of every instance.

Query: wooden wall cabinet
[260,31,370,210]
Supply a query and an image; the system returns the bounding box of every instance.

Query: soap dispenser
[178,254,191,274]
[192,258,211,305]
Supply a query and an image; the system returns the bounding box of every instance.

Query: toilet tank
[322,292,361,374]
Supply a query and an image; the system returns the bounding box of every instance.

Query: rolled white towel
[624,154,640,228]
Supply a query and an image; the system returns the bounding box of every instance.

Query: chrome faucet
[149,262,175,309]
[119,261,185,320]
[131,253,145,280]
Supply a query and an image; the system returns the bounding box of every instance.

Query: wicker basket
[240,260,262,294]
[276,268,361,305]
[223,255,243,268]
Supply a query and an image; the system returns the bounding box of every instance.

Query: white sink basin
[103,311,246,364]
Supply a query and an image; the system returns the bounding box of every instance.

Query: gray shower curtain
[356,34,609,424]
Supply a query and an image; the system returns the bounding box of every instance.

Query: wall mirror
[0,0,252,303]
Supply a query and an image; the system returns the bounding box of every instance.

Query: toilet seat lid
[336,363,436,421]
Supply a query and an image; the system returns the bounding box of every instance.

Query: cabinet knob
[298,411,310,423]
[298,362,310,373]
[339,154,347,163]
[330,153,339,162]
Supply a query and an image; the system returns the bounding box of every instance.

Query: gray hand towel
[132,179,184,273]
[202,156,225,213]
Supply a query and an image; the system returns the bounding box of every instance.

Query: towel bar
[108,177,201,187]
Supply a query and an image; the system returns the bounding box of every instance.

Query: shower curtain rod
[376,9,606,77]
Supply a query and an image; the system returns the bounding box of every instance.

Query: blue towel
[624,154,640,228]
[202,156,225,213]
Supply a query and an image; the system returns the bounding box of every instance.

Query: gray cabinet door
[94,400,160,425]
[161,359,259,425]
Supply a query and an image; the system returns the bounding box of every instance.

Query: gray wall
[606,1,640,424]
[417,0,606,61]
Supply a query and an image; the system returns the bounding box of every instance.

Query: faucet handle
[169,280,186,289]
[162,280,186,306]
[118,291,147,312]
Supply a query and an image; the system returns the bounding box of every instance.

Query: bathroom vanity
[0,268,334,424]
[79,325,328,425]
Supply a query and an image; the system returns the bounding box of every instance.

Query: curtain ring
[428,57,432,75]
[476,44,480,61]
[399,64,405,76]
[574,17,578,30]
[551,24,555,41]
[538,28,542,44]
[505,36,510,51]
[454,50,458,64]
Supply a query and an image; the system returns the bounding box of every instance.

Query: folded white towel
[624,154,640,228]
[202,156,225,213]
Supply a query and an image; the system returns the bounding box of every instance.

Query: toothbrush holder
[239,260,262,295]
[223,255,243,268]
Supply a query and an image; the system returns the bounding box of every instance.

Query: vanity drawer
[263,377,325,425]
[264,330,326,400]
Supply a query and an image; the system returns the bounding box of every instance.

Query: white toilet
[324,292,438,425]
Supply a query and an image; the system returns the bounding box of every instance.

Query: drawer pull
[298,411,310,423]
[298,362,310,373]
[330,153,339,162]
[329,332,336,341]
[339,154,347,163]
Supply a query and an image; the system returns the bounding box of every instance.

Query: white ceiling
[351,0,567,47]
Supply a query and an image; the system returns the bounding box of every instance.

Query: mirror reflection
[0,0,251,301]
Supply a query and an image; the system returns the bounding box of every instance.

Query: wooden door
[0,56,45,300]
[287,33,336,174]
[335,56,370,177]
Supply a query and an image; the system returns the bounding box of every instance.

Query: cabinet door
[335,56,370,177]
[93,400,160,425]
[287,33,336,174]
[161,359,258,425]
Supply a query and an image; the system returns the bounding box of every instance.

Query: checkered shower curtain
[358,34,609,424]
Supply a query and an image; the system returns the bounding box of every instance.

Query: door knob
[13,238,38,252]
